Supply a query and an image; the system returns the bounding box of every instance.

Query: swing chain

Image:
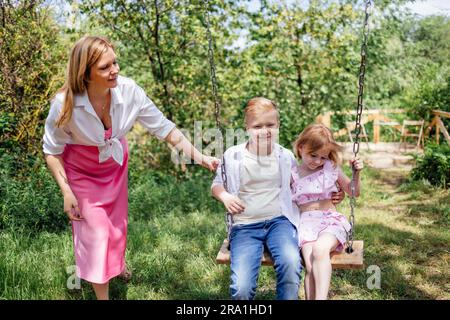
[347,0,371,254]
[204,0,221,134]
[203,0,233,237]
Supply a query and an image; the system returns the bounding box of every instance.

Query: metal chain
[347,0,372,253]
[203,0,234,238]
[204,0,371,248]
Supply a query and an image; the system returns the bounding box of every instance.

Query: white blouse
[43,75,175,166]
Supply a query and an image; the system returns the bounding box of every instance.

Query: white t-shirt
[43,75,175,165]
[235,148,282,225]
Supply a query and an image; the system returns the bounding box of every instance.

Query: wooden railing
[316,109,406,143]
[425,110,450,145]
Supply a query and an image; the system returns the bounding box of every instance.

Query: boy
[211,97,301,300]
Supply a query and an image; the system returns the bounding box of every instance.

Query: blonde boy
[211,97,301,300]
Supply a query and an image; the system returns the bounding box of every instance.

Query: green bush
[0,152,220,232]
[0,2,66,160]
[128,165,221,222]
[410,144,450,188]
[0,156,67,232]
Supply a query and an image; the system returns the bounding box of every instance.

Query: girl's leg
[301,243,315,300]
[92,282,109,300]
[311,233,339,300]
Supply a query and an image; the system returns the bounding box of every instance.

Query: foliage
[0,1,67,170]
[0,156,66,232]
[1,167,449,299]
[1,0,450,301]
[1,1,449,171]
[366,13,450,119]
[0,149,217,232]
[410,144,450,188]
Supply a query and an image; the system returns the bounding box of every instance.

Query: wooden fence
[316,109,405,143]
[425,110,450,145]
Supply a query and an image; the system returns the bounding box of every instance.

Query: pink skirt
[298,210,352,252]
[62,129,128,284]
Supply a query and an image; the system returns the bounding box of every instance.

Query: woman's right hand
[222,193,246,214]
[63,192,83,221]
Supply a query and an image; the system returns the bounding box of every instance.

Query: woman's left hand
[350,157,364,172]
[202,155,220,171]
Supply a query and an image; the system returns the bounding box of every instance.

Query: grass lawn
[1,167,449,300]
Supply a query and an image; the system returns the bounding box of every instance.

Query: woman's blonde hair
[293,123,343,165]
[55,36,115,127]
[244,97,279,126]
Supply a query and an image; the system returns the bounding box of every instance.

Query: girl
[43,36,218,299]
[291,123,363,300]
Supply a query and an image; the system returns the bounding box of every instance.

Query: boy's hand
[222,193,245,214]
[350,157,364,172]
[331,186,345,205]
[202,155,220,171]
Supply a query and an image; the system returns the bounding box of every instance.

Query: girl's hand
[201,155,220,172]
[350,157,364,172]
[331,185,345,204]
[63,192,83,221]
[222,193,246,214]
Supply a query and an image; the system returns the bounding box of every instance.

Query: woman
[43,36,218,299]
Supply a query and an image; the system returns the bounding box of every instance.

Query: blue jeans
[229,215,302,300]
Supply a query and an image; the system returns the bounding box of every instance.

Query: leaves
[411,144,450,188]
[0,1,66,160]
[1,0,449,173]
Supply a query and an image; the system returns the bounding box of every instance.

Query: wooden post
[437,117,450,144]
[316,112,331,127]
[373,111,380,143]
[316,114,323,124]
[425,116,437,139]
[323,112,331,128]
[432,110,450,145]
[436,119,440,144]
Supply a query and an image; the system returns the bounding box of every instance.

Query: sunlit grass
[0,167,448,299]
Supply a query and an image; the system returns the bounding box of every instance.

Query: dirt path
[340,142,421,170]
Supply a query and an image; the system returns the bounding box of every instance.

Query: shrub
[0,153,220,232]
[410,144,450,188]
[0,156,67,232]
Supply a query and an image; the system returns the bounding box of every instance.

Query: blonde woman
[43,36,218,299]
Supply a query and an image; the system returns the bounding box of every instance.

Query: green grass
[0,167,449,299]
[325,168,450,300]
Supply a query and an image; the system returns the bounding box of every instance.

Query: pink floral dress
[291,160,351,251]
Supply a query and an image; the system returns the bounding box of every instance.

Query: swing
[204,0,371,270]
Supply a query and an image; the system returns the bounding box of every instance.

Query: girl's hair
[293,123,343,165]
[55,36,115,127]
[244,97,279,126]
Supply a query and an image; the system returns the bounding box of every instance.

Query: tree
[0,1,66,170]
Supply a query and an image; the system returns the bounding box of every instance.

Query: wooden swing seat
[216,239,364,270]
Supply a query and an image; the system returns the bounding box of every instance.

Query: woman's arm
[165,127,219,171]
[45,154,82,221]
[336,158,363,197]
